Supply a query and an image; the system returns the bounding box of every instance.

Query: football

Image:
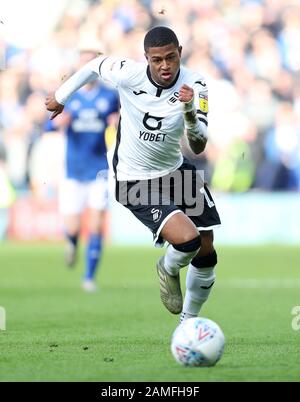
[171,317,225,367]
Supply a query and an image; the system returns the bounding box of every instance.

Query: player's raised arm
[179,83,208,154]
[45,55,107,119]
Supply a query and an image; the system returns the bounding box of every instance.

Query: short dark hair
[144,26,179,52]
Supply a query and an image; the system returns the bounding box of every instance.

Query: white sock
[164,245,199,276]
[180,264,215,322]
[179,312,197,323]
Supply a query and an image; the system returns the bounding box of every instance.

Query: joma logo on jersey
[195,80,206,87]
[167,91,179,105]
[133,90,147,96]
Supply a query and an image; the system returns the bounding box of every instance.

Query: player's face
[145,43,182,87]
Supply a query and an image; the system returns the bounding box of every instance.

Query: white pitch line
[218,278,300,289]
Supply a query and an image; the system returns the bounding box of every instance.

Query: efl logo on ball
[171,317,225,367]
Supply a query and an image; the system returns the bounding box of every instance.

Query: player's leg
[157,212,202,314]
[160,211,200,273]
[82,208,106,291]
[63,214,81,267]
[82,176,108,291]
[180,230,217,322]
[59,179,85,267]
[115,179,202,314]
[175,161,220,321]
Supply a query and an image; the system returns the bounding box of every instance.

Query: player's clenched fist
[45,92,65,120]
[178,84,194,103]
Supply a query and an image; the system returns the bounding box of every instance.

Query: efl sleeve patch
[199,94,208,113]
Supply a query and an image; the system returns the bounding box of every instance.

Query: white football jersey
[93,57,208,180]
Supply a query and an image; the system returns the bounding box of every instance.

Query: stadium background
[1,0,300,245]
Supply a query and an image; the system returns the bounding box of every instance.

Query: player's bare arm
[179,84,207,154]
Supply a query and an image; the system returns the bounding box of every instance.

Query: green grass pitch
[0,242,299,382]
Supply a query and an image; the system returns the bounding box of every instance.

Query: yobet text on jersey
[139,131,167,142]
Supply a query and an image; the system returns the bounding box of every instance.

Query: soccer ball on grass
[171,317,225,367]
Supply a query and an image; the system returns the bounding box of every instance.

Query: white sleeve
[55,56,135,104]
[98,57,136,87]
[55,55,107,104]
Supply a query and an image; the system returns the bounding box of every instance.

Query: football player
[46,27,221,321]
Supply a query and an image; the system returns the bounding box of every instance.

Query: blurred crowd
[1,0,300,200]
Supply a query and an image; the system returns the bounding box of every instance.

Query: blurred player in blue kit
[45,42,119,291]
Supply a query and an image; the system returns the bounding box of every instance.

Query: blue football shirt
[46,83,119,181]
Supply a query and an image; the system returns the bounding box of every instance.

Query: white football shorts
[59,177,109,215]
